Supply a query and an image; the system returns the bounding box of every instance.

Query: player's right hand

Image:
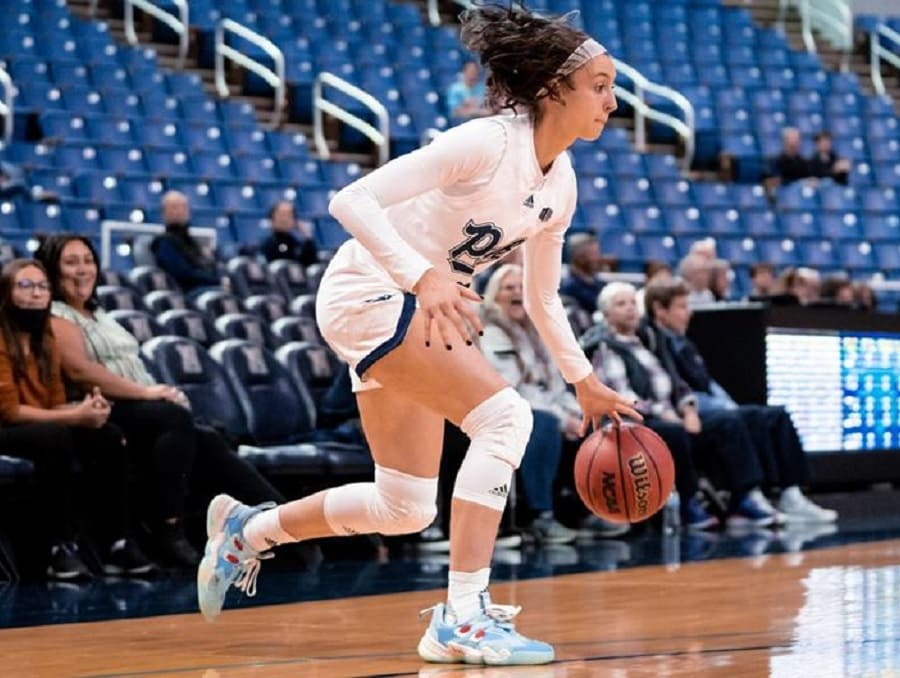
[412,268,483,349]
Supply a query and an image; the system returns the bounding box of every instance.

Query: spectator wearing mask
[0,259,155,578]
[38,235,321,569]
[768,127,811,190]
[559,233,605,315]
[260,201,318,267]
[151,191,221,294]
[643,278,837,523]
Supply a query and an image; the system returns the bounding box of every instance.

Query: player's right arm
[328,119,506,346]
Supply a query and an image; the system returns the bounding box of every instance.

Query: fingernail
[466,340,473,346]
[425,341,430,347]
[445,344,452,350]
[478,330,484,336]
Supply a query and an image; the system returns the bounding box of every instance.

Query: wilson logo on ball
[628,454,652,518]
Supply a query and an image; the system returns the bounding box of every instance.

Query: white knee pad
[323,465,438,536]
[452,387,533,512]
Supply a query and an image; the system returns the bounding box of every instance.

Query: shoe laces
[233,551,273,598]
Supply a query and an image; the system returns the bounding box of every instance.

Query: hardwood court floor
[2,539,898,677]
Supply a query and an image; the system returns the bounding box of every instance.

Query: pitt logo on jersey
[448,220,525,276]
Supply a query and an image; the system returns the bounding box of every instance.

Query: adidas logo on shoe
[488,484,509,498]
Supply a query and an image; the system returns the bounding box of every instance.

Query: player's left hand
[573,373,642,436]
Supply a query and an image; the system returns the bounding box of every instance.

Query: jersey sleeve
[328,118,507,291]
[521,173,593,385]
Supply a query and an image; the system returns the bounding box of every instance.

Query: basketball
[574,422,675,524]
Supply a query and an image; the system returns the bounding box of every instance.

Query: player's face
[58,239,98,307]
[563,54,617,141]
[495,270,525,322]
[656,295,691,335]
[604,290,638,333]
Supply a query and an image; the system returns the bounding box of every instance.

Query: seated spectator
[479,264,580,544]
[808,131,850,186]
[37,235,319,569]
[767,127,811,191]
[0,259,154,578]
[819,276,855,306]
[585,283,780,528]
[636,260,672,317]
[559,233,605,315]
[446,61,491,125]
[709,258,732,302]
[854,281,876,312]
[644,278,836,523]
[688,238,717,261]
[747,262,776,299]
[774,266,821,306]
[261,201,318,267]
[151,191,221,294]
[678,253,714,307]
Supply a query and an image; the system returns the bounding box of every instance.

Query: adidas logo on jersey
[522,194,534,208]
[488,483,509,498]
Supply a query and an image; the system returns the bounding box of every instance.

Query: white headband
[556,38,608,77]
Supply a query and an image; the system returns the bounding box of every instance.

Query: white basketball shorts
[315,240,418,392]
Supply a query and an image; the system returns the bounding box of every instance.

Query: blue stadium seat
[623,206,667,234]
[665,207,706,236]
[97,284,143,311]
[193,289,242,317]
[820,212,863,241]
[244,294,288,325]
[288,293,316,319]
[144,290,188,315]
[275,340,340,407]
[271,316,323,345]
[705,209,744,236]
[780,211,820,239]
[798,240,837,268]
[757,238,800,266]
[637,234,681,263]
[128,265,179,296]
[267,259,310,299]
[863,214,900,241]
[839,241,877,272]
[226,256,274,298]
[716,236,758,266]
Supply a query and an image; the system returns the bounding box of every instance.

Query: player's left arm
[522,190,640,431]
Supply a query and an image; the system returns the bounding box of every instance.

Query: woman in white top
[199,5,638,665]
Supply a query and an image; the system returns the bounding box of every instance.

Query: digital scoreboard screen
[766,328,900,452]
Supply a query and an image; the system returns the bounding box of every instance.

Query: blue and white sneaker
[727,488,780,528]
[417,591,554,665]
[197,494,275,622]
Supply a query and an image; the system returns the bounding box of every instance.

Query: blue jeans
[517,409,564,514]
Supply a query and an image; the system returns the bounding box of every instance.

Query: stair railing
[870,21,900,97]
[215,18,286,129]
[313,72,390,166]
[124,0,189,70]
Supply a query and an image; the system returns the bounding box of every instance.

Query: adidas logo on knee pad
[488,484,509,498]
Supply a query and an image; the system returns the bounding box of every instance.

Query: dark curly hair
[460,3,592,118]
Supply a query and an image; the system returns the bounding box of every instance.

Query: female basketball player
[198,4,639,665]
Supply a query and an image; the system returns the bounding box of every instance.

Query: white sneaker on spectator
[778,487,838,523]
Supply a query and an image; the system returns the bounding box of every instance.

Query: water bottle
[662,490,681,535]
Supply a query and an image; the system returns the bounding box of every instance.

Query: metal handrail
[215,18,286,129]
[871,22,900,97]
[100,221,217,269]
[0,66,13,145]
[313,72,390,166]
[124,0,189,70]
[782,0,852,71]
[613,58,695,172]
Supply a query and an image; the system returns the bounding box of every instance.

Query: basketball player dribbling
[197,4,640,665]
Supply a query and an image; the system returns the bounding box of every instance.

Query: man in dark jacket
[260,200,318,267]
[151,191,221,294]
[643,277,836,523]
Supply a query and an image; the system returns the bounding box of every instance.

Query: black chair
[288,293,316,319]
[244,294,288,324]
[193,289,242,317]
[96,285,143,312]
[128,265,180,296]
[270,316,321,345]
[267,258,308,300]
[226,256,274,298]
[143,290,188,315]
[210,339,371,478]
[156,309,222,348]
[107,309,162,344]
[215,313,276,349]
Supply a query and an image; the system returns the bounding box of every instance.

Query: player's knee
[371,466,438,535]
[461,387,533,469]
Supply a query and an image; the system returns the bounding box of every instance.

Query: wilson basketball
[574,422,675,524]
